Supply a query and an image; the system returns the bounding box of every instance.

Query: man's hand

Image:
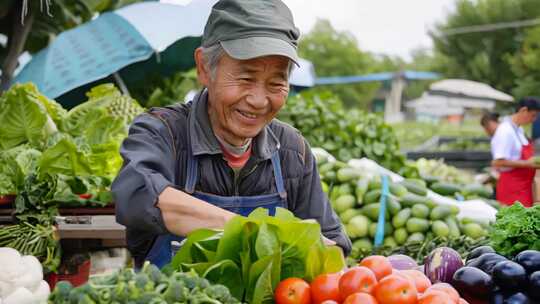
[157,187,236,236]
[322,235,337,246]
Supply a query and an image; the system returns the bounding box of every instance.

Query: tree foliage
[431,0,540,94]
[509,26,540,99]
[297,19,382,109]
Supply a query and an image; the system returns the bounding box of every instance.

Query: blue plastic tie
[374,175,389,247]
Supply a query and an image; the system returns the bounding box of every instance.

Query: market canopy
[12,0,218,101]
[428,79,514,102]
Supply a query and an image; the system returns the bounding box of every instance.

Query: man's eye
[239,77,253,82]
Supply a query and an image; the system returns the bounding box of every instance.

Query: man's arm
[112,114,234,237]
[293,138,352,255]
[157,187,235,236]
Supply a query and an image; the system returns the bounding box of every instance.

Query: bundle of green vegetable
[0,83,143,210]
[278,91,409,173]
[167,207,345,304]
[0,213,61,273]
[315,151,489,256]
[48,262,240,304]
[489,203,540,257]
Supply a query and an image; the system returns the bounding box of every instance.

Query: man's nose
[245,84,269,109]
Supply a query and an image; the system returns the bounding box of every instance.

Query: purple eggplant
[424,246,464,284]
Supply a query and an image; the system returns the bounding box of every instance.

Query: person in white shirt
[491,97,540,207]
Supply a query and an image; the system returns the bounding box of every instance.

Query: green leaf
[248,207,269,220]
[274,208,297,221]
[203,259,244,301]
[169,229,222,267]
[304,245,322,281]
[215,215,249,262]
[38,138,93,177]
[255,223,280,258]
[251,253,281,304]
[0,83,57,150]
[321,246,346,273]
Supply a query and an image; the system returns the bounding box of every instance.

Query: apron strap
[270,150,287,200]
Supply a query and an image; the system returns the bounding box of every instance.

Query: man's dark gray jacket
[112,90,352,265]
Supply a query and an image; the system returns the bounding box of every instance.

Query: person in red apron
[491,97,540,207]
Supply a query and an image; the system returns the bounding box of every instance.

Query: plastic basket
[46,259,91,289]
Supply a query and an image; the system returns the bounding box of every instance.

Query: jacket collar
[188,89,280,160]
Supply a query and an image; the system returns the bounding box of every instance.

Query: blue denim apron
[145,145,287,268]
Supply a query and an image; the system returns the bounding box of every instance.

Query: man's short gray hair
[201,44,295,80]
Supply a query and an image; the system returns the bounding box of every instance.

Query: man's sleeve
[112,114,176,234]
[491,126,514,160]
[293,139,352,256]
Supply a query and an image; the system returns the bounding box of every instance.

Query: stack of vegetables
[278,91,412,174]
[412,158,499,208]
[315,151,489,259]
[273,254,472,304]
[48,262,240,304]
[0,83,143,210]
[455,247,540,303]
[168,207,345,304]
[0,247,51,304]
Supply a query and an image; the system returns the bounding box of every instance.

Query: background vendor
[491,97,540,207]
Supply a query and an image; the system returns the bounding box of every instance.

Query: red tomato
[311,273,341,304]
[339,266,378,299]
[320,301,339,304]
[359,256,392,281]
[78,193,92,199]
[343,292,378,304]
[418,290,455,304]
[274,278,311,304]
[426,283,460,304]
[401,269,432,293]
[373,274,418,304]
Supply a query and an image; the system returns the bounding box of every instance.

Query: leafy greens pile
[167,207,345,304]
[278,91,410,174]
[0,83,143,210]
[489,203,540,257]
[49,262,240,304]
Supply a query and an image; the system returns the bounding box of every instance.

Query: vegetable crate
[46,259,91,290]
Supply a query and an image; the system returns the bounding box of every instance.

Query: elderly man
[112,0,351,268]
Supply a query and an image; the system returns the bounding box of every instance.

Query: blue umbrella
[13,0,217,101]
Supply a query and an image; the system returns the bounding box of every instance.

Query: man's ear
[194,47,210,87]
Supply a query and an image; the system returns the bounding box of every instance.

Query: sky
[163,0,457,61]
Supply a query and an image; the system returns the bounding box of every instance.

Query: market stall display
[314,149,491,260]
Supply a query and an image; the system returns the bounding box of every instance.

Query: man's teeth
[239,110,257,119]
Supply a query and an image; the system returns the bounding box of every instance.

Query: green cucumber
[399,193,430,208]
[383,236,397,248]
[337,167,361,182]
[393,228,408,245]
[406,218,430,233]
[445,217,461,237]
[431,182,461,196]
[364,189,381,205]
[400,179,428,196]
[407,232,425,243]
[411,204,430,219]
[392,208,411,228]
[339,209,361,224]
[387,196,402,216]
[334,194,356,213]
[389,183,408,197]
[429,204,453,220]
[432,220,450,237]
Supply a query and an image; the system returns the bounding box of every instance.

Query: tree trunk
[0,2,34,93]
